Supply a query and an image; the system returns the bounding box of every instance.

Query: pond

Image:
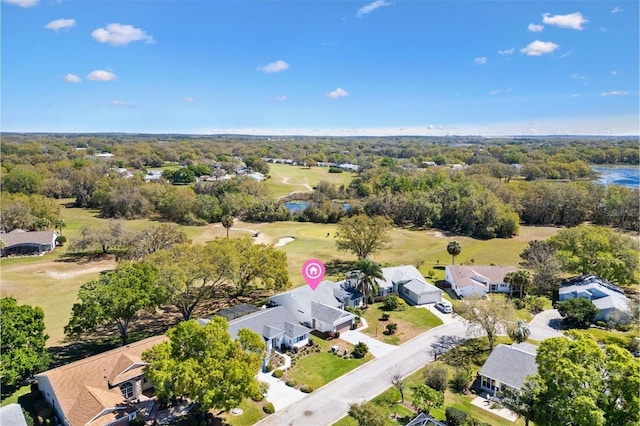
[590,166,640,189]
[284,201,351,213]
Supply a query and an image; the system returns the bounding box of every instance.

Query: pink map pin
[302,259,325,291]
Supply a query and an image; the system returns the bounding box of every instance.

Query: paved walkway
[471,395,518,422]
[257,351,306,411]
[256,318,468,426]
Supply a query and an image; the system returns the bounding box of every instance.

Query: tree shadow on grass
[440,337,489,367]
[325,259,358,276]
[54,251,113,264]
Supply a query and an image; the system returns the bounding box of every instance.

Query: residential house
[333,274,364,308]
[477,342,538,397]
[1,230,59,257]
[559,275,631,323]
[0,403,29,426]
[198,306,312,368]
[445,265,517,298]
[379,265,443,305]
[36,335,167,426]
[406,413,447,426]
[268,285,356,333]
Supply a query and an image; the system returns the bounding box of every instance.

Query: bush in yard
[556,297,598,328]
[55,235,67,246]
[263,402,275,414]
[352,342,369,358]
[452,366,473,393]
[383,295,407,311]
[335,331,340,338]
[285,379,297,387]
[445,406,467,426]
[513,298,526,310]
[300,385,313,393]
[251,392,264,402]
[293,346,299,354]
[384,323,398,335]
[272,369,284,378]
[380,312,390,321]
[526,296,547,314]
[423,363,449,392]
[264,363,273,373]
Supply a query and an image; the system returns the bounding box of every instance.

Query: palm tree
[221,215,234,238]
[355,258,384,308]
[505,269,533,299]
[508,319,531,344]
[446,240,461,265]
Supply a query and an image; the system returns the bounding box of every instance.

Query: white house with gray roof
[198,306,311,368]
[379,265,443,305]
[477,342,538,396]
[0,230,59,257]
[559,275,631,324]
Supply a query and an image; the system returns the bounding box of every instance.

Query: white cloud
[490,89,500,95]
[64,73,81,83]
[601,91,628,96]
[474,57,488,65]
[571,73,586,80]
[110,100,135,108]
[3,0,38,7]
[542,12,588,30]
[326,88,349,99]
[498,48,515,55]
[356,0,391,17]
[611,70,618,76]
[181,96,194,103]
[571,94,580,98]
[611,7,623,14]
[87,70,116,81]
[91,23,154,46]
[257,60,289,73]
[520,40,559,56]
[276,95,288,101]
[528,23,544,32]
[45,19,76,31]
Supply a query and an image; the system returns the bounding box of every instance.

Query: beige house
[445,265,517,298]
[36,335,167,426]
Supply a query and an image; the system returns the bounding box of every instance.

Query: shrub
[617,324,631,332]
[263,403,275,414]
[452,366,473,393]
[300,385,314,393]
[352,342,369,358]
[526,296,547,314]
[384,323,398,335]
[251,392,264,402]
[272,369,284,378]
[383,295,407,311]
[380,312,390,321]
[335,331,340,338]
[293,346,299,354]
[595,320,607,328]
[513,299,526,310]
[285,379,297,387]
[423,363,449,392]
[264,363,273,373]
[55,235,67,246]
[328,166,343,173]
[445,406,467,426]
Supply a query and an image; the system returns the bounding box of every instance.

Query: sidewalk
[256,351,306,411]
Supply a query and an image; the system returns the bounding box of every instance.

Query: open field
[0,199,560,346]
[360,303,443,345]
[263,163,356,199]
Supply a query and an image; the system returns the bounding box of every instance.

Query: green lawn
[220,398,266,426]
[360,302,443,345]
[333,337,533,426]
[264,163,355,199]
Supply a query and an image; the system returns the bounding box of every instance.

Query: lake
[284,201,351,213]
[591,166,640,189]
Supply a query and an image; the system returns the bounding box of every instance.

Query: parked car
[435,301,453,313]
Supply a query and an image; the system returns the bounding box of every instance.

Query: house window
[294,335,305,343]
[490,284,497,292]
[120,381,134,399]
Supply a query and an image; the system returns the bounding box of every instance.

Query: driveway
[257,371,307,412]
[528,309,563,341]
[256,318,468,426]
[339,330,396,357]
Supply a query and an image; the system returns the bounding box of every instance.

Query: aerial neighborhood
[1,131,638,426]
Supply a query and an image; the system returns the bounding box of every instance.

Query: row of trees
[65,237,290,345]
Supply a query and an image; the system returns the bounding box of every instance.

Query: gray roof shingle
[478,343,538,390]
[201,306,311,340]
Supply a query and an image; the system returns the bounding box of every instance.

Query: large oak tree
[335,214,392,260]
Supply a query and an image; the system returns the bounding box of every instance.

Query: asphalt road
[256,318,468,426]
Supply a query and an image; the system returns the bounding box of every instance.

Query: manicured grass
[333,338,533,426]
[1,385,30,407]
[360,302,443,345]
[220,398,266,426]
[264,163,355,199]
[574,328,639,349]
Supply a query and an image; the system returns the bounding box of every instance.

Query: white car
[435,301,453,313]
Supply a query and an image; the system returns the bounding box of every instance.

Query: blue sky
[2,0,638,136]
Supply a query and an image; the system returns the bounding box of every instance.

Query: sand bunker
[274,237,295,247]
